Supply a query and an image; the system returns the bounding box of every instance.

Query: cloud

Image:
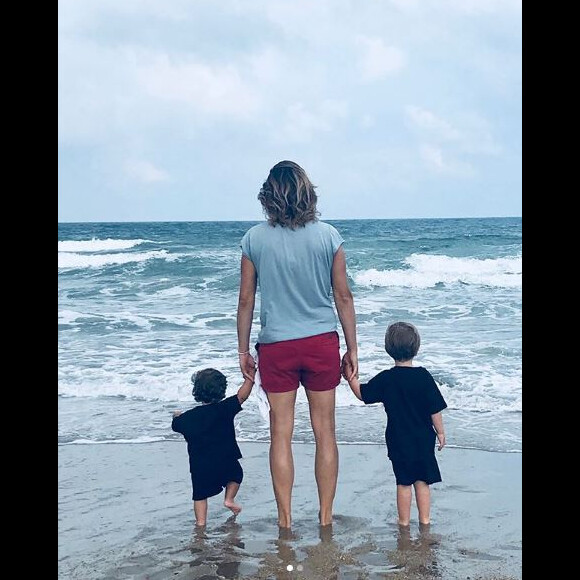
[406,106,501,177]
[406,105,501,155]
[405,106,461,141]
[58,0,191,31]
[125,160,170,183]
[58,0,521,221]
[438,0,521,15]
[419,145,474,177]
[136,54,260,117]
[58,37,266,146]
[356,36,406,81]
[280,100,348,142]
[389,0,521,16]
[360,114,374,128]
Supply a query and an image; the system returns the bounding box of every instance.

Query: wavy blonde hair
[258,160,320,228]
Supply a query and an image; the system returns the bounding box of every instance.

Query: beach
[58,441,521,580]
[58,214,521,580]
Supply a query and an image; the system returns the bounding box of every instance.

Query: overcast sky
[58,0,521,223]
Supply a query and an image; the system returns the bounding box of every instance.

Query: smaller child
[342,321,447,527]
[172,367,254,526]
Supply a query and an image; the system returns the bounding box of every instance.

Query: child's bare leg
[396,484,412,526]
[224,481,242,516]
[193,499,208,526]
[414,480,431,525]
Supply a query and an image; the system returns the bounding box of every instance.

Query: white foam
[58,249,169,269]
[58,309,85,324]
[62,436,165,445]
[153,286,192,298]
[58,238,148,252]
[354,253,522,289]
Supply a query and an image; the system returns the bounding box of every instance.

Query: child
[172,367,254,526]
[342,321,447,527]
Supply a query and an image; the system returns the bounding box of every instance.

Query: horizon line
[58,215,522,225]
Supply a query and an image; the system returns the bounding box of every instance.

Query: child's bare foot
[224,499,242,516]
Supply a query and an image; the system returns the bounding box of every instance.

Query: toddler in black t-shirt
[172,367,254,526]
[342,321,447,527]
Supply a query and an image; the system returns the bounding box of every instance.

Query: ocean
[58,217,521,454]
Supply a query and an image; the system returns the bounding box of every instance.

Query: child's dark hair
[385,321,421,362]
[191,368,227,403]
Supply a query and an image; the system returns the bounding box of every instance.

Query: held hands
[340,359,351,381]
[341,350,362,401]
[239,352,257,382]
[237,361,256,404]
[341,351,358,382]
[244,361,257,383]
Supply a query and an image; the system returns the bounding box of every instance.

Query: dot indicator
[286,564,293,571]
[297,564,303,571]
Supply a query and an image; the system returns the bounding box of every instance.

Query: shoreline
[58,441,522,579]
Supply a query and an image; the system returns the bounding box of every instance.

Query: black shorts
[191,458,243,501]
[391,455,442,486]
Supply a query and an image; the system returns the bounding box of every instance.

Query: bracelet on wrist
[238,351,250,355]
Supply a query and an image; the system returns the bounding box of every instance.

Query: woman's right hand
[239,353,257,382]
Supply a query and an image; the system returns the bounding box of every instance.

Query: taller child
[343,321,447,527]
[236,160,358,528]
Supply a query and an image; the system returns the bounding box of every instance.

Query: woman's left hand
[341,350,358,381]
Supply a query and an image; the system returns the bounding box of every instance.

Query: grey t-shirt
[240,220,344,344]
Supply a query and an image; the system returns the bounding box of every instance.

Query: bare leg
[305,388,338,526]
[396,484,412,526]
[193,499,208,526]
[224,481,242,516]
[267,390,297,528]
[414,480,431,525]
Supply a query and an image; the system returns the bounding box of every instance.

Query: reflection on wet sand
[382,523,442,579]
[187,516,248,579]
[182,515,443,579]
[272,524,345,580]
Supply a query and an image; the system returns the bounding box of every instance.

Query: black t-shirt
[171,395,243,472]
[360,366,447,462]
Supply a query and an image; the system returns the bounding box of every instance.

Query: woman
[236,160,358,528]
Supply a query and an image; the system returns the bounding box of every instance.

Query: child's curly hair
[191,368,227,404]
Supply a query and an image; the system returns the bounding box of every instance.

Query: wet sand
[58,441,521,579]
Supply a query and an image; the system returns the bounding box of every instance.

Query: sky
[58,0,522,223]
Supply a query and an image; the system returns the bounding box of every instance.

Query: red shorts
[257,331,341,393]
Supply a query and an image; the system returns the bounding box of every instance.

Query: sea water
[58,218,521,453]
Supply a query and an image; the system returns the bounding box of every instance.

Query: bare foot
[277,515,292,529]
[224,499,242,516]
